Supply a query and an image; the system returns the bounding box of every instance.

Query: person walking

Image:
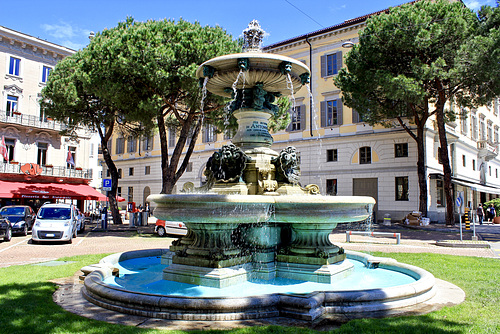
[487,204,496,223]
[477,203,484,225]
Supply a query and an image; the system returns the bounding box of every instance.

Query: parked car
[0,216,12,242]
[155,219,187,237]
[32,203,78,244]
[0,205,35,236]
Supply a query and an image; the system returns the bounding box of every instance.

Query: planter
[493,217,500,225]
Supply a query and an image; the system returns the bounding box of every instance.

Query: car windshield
[0,207,24,215]
[37,207,71,220]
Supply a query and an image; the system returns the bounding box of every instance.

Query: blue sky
[1,0,496,50]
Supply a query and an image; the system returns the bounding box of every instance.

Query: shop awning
[452,179,500,195]
[0,180,107,200]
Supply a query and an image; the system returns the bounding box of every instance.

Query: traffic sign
[456,196,462,208]
[102,178,112,191]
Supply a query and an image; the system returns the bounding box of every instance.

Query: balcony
[477,140,498,161]
[0,162,92,179]
[0,111,66,132]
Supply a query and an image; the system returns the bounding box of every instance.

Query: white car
[32,203,78,244]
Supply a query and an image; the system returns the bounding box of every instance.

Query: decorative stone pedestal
[276,261,354,283]
[163,263,254,288]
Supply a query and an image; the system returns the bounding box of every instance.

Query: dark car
[0,216,12,242]
[0,205,35,236]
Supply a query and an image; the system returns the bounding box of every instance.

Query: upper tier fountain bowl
[79,20,448,325]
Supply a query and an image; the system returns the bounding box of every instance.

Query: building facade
[106,6,500,223]
[0,25,103,212]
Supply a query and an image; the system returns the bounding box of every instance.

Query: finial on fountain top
[243,20,265,52]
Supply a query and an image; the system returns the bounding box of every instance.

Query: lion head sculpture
[206,144,250,182]
[272,146,300,185]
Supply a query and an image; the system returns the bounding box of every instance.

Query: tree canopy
[334,0,500,224]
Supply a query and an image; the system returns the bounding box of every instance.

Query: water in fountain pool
[103,256,416,298]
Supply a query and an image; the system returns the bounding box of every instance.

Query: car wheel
[4,227,12,242]
[31,238,38,244]
[157,226,166,237]
[22,224,28,236]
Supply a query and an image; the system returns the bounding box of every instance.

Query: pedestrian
[487,204,496,223]
[477,203,484,225]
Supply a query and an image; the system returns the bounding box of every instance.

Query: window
[129,167,134,176]
[89,143,94,158]
[66,146,76,169]
[471,112,478,140]
[479,115,486,141]
[488,121,493,143]
[321,51,342,77]
[9,57,21,76]
[116,137,125,154]
[473,159,476,171]
[168,128,176,147]
[395,143,408,158]
[460,108,468,135]
[128,187,133,203]
[462,155,466,167]
[496,169,498,178]
[143,136,153,151]
[320,99,343,127]
[359,146,371,164]
[118,169,122,179]
[117,187,122,197]
[495,126,499,143]
[41,66,51,83]
[37,143,48,166]
[326,149,338,162]
[6,95,18,116]
[5,138,15,162]
[326,179,337,195]
[145,166,151,175]
[287,105,304,132]
[352,109,363,123]
[395,176,409,201]
[186,162,193,172]
[203,124,217,143]
[127,136,136,153]
[436,179,445,207]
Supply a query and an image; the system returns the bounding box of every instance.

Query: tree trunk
[436,107,455,226]
[416,125,428,217]
[98,124,123,225]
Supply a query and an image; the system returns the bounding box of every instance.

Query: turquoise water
[103,256,415,298]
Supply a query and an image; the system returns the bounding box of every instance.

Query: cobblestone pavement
[1,220,499,269]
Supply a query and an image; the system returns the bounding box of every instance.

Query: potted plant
[484,198,500,224]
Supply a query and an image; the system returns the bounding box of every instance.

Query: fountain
[81,21,441,323]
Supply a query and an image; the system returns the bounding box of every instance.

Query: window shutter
[336,51,342,74]
[321,55,327,77]
[337,99,343,125]
[352,109,359,123]
[300,104,306,130]
[320,101,326,127]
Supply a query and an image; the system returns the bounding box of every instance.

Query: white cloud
[41,22,77,39]
[41,21,90,50]
[464,0,493,10]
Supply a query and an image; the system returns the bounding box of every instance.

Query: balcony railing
[0,111,66,132]
[477,140,498,161]
[0,162,92,179]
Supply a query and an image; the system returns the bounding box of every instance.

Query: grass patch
[0,253,499,333]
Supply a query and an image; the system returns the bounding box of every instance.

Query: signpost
[456,192,464,241]
[102,179,112,191]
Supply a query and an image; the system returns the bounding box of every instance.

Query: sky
[1,0,496,51]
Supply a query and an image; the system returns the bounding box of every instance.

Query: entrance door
[353,178,378,222]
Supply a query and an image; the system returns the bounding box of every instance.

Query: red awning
[0,180,106,200]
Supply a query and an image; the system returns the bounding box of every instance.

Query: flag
[66,150,75,166]
[0,136,8,161]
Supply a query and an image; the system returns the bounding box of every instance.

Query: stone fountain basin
[81,248,437,322]
[195,52,310,97]
[148,194,375,225]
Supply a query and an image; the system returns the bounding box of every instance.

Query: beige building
[107,6,500,223]
[0,25,103,212]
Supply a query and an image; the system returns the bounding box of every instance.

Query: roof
[263,1,419,50]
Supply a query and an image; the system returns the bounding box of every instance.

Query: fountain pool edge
[81,248,438,322]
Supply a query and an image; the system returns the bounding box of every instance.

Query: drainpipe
[306,35,313,137]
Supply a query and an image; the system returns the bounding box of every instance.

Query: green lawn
[0,252,499,333]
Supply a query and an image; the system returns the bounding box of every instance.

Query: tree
[335,0,500,225]
[41,51,151,225]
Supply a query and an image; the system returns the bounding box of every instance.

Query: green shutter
[336,51,342,74]
[337,99,343,125]
[300,104,306,130]
[320,101,326,127]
